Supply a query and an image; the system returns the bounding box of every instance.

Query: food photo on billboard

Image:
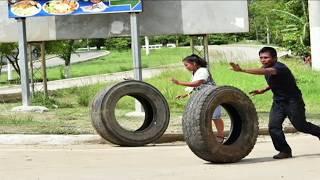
[7,0,142,18]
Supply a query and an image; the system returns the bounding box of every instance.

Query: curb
[156,127,297,143]
[0,127,297,145]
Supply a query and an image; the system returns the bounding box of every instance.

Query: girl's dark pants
[269,98,320,153]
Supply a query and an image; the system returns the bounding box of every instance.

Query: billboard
[7,0,142,18]
[0,0,249,42]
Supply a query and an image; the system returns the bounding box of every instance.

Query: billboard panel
[0,0,249,42]
[8,0,142,18]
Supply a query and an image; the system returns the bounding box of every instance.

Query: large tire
[91,80,170,146]
[182,86,259,163]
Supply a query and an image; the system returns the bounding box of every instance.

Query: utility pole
[17,18,31,106]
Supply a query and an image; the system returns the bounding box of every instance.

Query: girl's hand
[171,78,180,85]
[176,94,189,99]
[229,62,243,72]
[249,89,265,96]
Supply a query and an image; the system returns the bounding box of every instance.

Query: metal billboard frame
[12,0,143,106]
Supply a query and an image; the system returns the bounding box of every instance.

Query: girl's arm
[249,86,271,96]
[171,78,205,87]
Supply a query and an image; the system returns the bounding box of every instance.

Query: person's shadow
[205,153,320,165]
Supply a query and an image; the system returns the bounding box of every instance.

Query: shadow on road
[294,153,320,159]
[204,153,320,165]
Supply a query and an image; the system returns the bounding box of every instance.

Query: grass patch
[151,58,320,114]
[0,48,191,84]
[0,57,320,134]
[48,47,190,80]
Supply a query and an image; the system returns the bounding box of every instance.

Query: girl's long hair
[183,54,207,67]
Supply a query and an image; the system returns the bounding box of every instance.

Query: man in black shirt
[230,47,320,159]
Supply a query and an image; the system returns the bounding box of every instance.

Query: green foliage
[0,43,20,77]
[32,92,74,108]
[58,66,65,79]
[148,35,177,45]
[0,43,18,55]
[76,85,100,107]
[105,37,131,51]
[88,38,106,50]
[104,35,191,51]
[32,92,60,108]
[56,84,106,107]
[208,35,233,45]
[248,0,310,55]
[46,40,80,66]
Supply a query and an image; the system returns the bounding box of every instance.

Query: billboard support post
[203,35,209,69]
[130,12,144,113]
[41,41,48,98]
[190,34,210,69]
[130,12,142,81]
[17,18,31,106]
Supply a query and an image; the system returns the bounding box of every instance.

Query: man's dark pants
[268,98,320,153]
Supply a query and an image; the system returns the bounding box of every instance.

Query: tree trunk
[63,40,74,78]
[64,65,71,79]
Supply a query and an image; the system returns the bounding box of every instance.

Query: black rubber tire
[91,80,170,146]
[182,85,259,163]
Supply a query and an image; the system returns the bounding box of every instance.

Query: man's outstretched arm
[249,86,271,96]
[229,62,277,75]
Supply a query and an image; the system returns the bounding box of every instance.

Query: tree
[0,43,20,78]
[46,40,77,78]
[105,37,131,51]
[272,0,310,55]
[249,0,284,44]
[248,0,310,55]
[89,38,105,50]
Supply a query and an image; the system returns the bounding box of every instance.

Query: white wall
[309,0,320,70]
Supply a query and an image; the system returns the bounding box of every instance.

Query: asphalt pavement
[0,134,319,180]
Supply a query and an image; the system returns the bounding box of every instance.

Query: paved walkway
[2,50,109,72]
[0,134,319,180]
[209,44,290,62]
[0,49,167,101]
[0,68,166,94]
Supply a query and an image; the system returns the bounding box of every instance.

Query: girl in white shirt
[171,54,225,143]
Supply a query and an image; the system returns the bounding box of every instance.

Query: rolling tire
[182,86,259,163]
[91,80,170,146]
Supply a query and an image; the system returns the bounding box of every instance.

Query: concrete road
[0,134,319,180]
[0,68,166,96]
[2,50,109,72]
[208,44,289,62]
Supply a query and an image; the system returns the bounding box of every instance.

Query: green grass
[0,48,191,84]
[110,0,139,7]
[148,58,320,114]
[1,56,320,134]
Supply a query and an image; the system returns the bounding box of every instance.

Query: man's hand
[249,89,265,96]
[229,62,243,72]
[171,78,180,85]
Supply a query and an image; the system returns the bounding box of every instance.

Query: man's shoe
[273,152,292,159]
